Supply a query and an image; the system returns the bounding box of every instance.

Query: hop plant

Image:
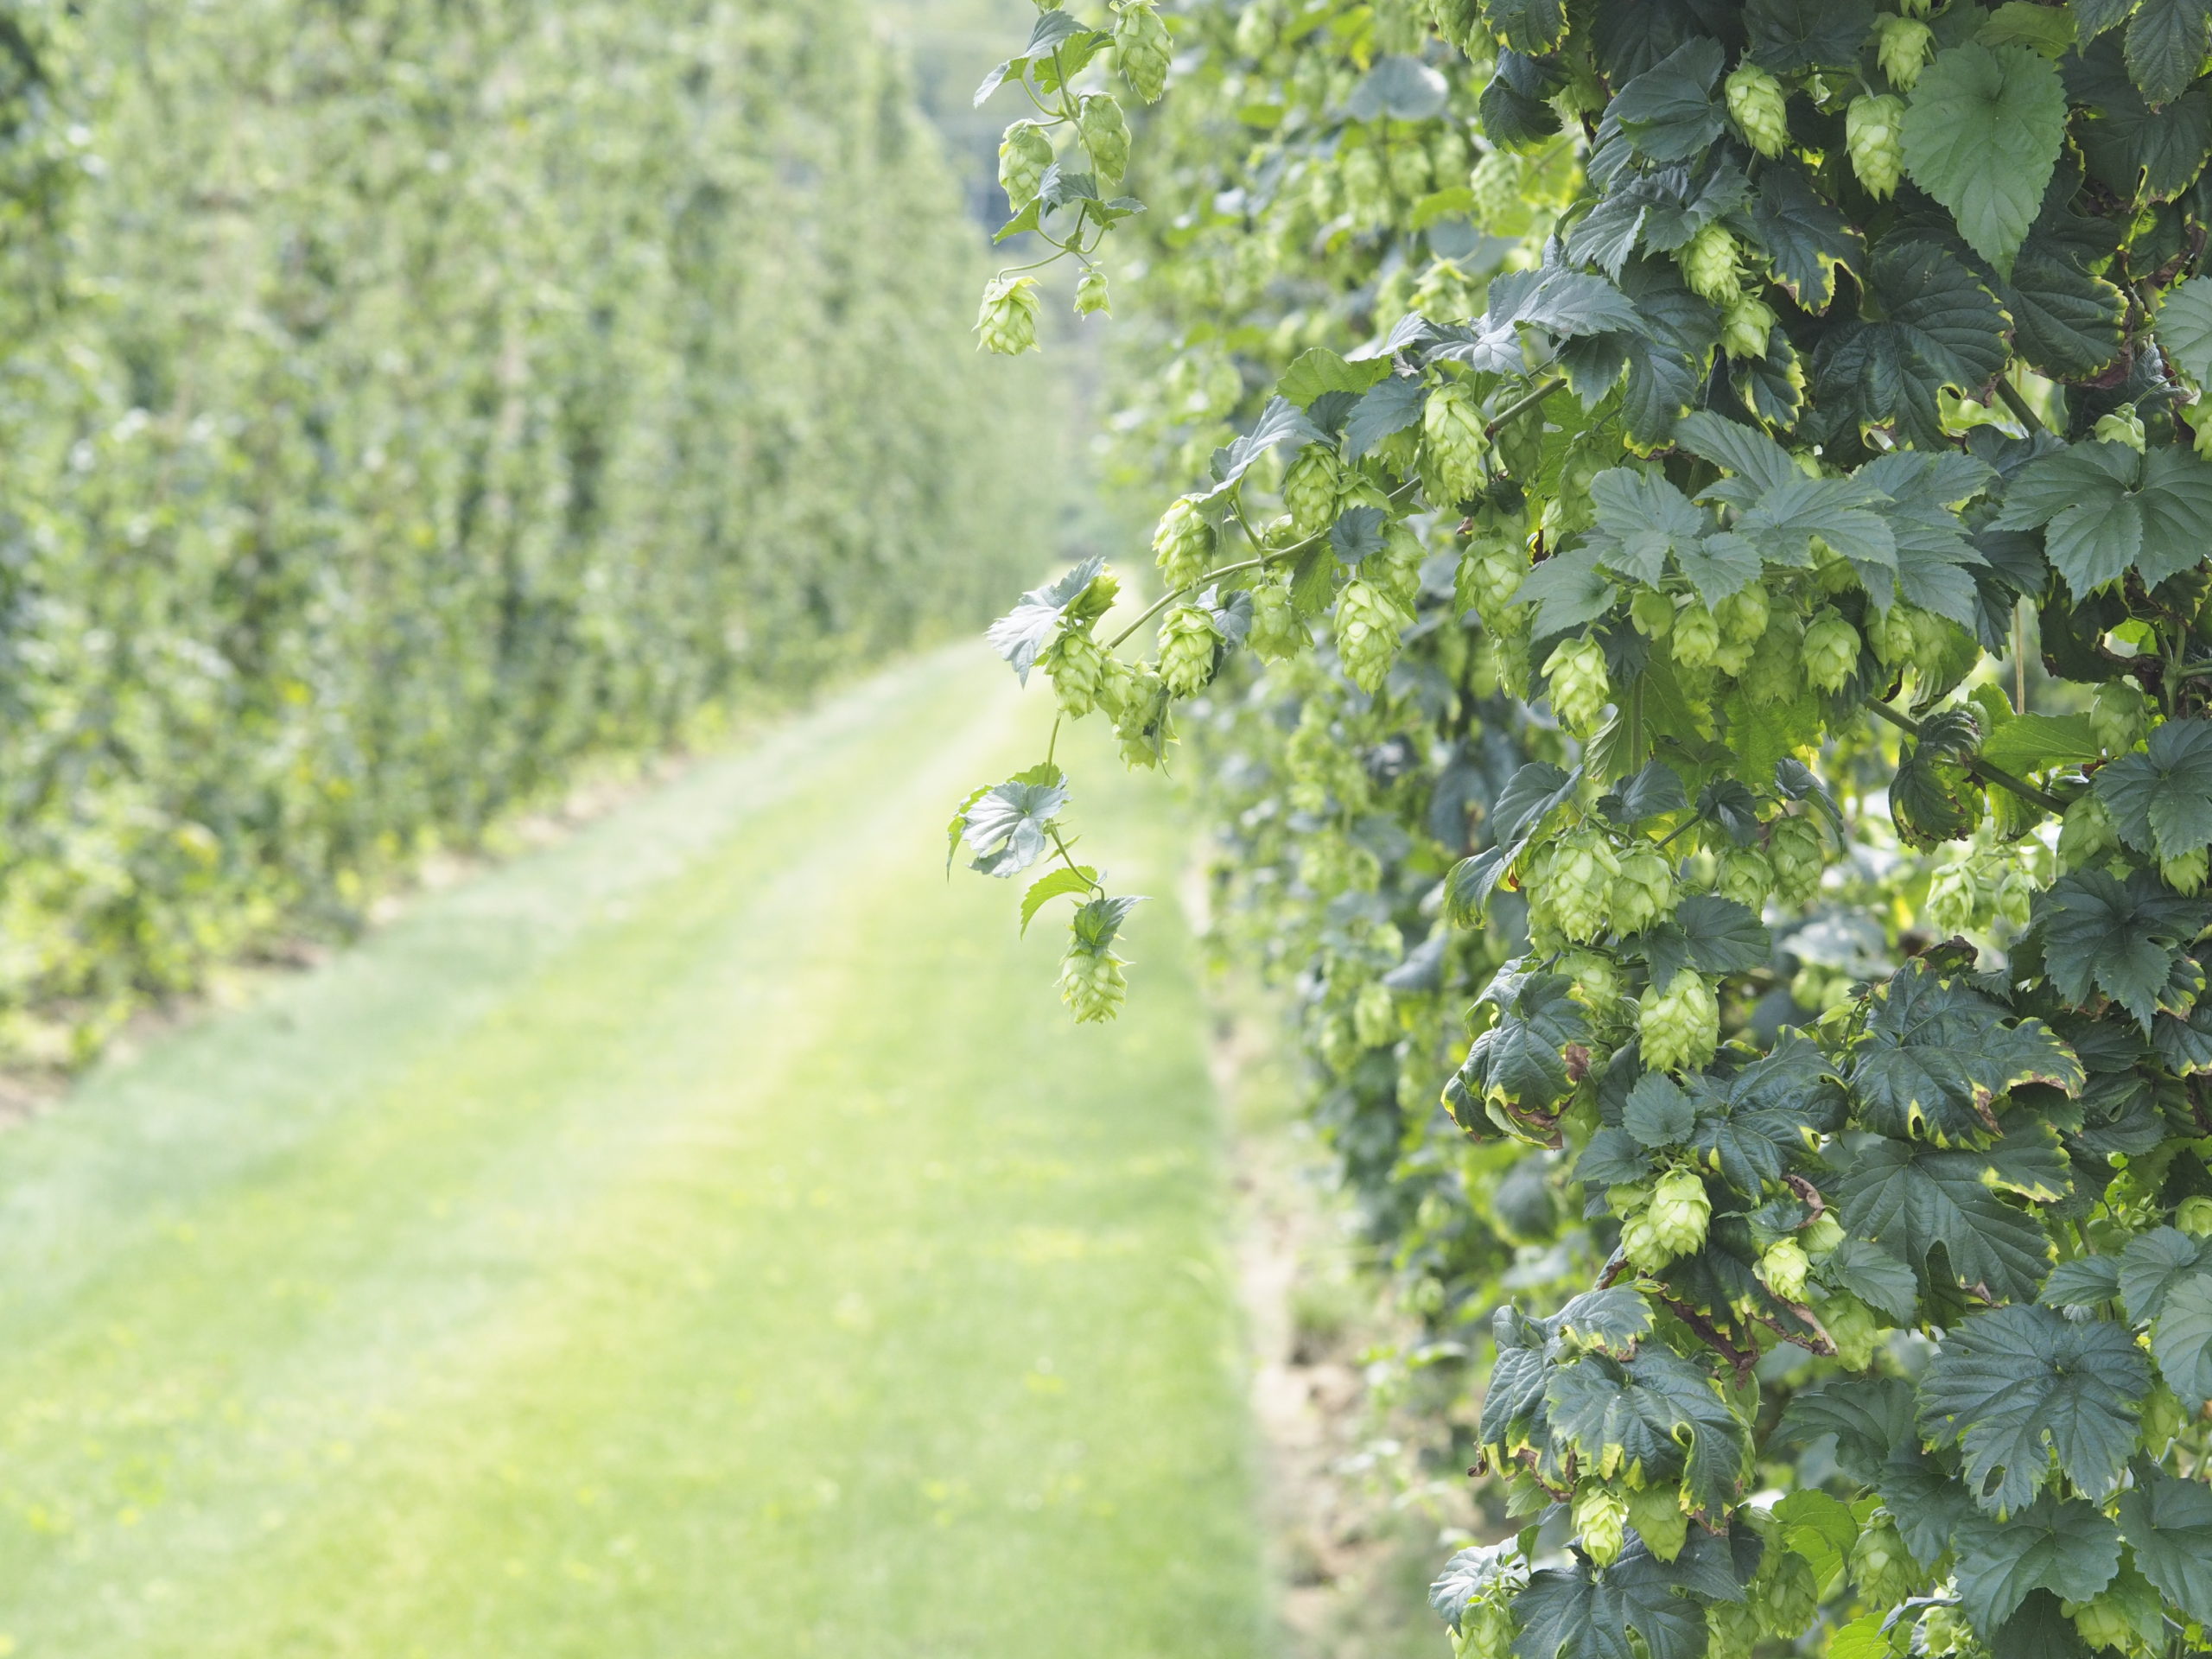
[1573,1484,1629,1567]
[1612,846,1675,936]
[1673,600,1720,668]
[1074,266,1111,317]
[1756,1237,1809,1301]
[1077,94,1132,184]
[1802,607,1859,692]
[1543,636,1611,734]
[1769,816,1825,906]
[1873,14,1934,90]
[1724,63,1789,156]
[1647,1167,1713,1260]
[1114,0,1171,102]
[2058,793,2120,872]
[1154,495,1216,589]
[1641,970,1719,1074]
[976,274,1041,355]
[1337,579,1411,692]
[1722,294,1775,359]
[998,120,1054,211]
[1715,844,1773,911]
[1046,628,1109,718]
[1246,581,1303,660]
[1848,1512,1923,1607]
[2091,682,2150,753]
[1157,605,1219,696]
[1283,444,1342,534]
[1548,830,1624,943]
[1680,222,1742,302]
[1847,94,1906,199]
[1422,379,1491,505]
[1058,944,1127,1023]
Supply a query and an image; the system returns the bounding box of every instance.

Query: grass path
[0,650,1266,1658]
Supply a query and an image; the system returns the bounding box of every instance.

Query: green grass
[0,650,1265,1658]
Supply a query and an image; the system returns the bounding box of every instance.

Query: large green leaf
[1480,0,1570,55]
[958,766,1071,878]
[1611,39,1727,162]
[2124,0,2212,103]
[1511,1552,1708,1659]
[2158,276,2212,385]
[1745,0,1877,70]
[1544,1347,1750,1518]
[1458,966,1592,1120]
[2117,1225,2212,1319]
[2094,718,2212,859]
[986,556,1109,681]
[1996,440,2212,592]
[1835,1129,2063,1300]
[2117,1467,2212,1624]
[1951,1494,2122,1634]
[2002,245,2127,378]
[1846,963,2083,1145]
[2151,1274,2212,1402]
[2031,869,2212,1028]
[1584,469,1708,587]
[2067,36,2212,200]
[1917,1305,2147,1513]
[1814,240,2011,449]
[1901,44,2070,276]
[1745,162,1863,313]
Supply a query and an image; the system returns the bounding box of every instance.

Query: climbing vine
[957,1,2212,1656]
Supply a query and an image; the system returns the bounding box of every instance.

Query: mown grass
[0,650,1264,1658]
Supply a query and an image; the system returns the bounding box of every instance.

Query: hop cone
[1672,601,1720,668]
[976,274,1041,355]
[1716,582,1769,645]
[1680,222,1741,302]
[1873,14,1933,90]
[1453,1602,1515,1659]
[1467,150,1521,228]
[1153,495,1215,589]
[1386,138,1431,197]
[1722,294,1775,360]
[1353,980,1396,1048]
[1754,1549,1818,1639]
[2144,1381,2190,1446]
[1573,1485,1628,1568]
[1247,581,1303,660]
[1458,539,1525,622]
[1549,831,1623,944]
[1821,1290,1878,1369]
[2059,794,2119,872]
[1629,588,1674,638]
[1282,444,1341,534]
[1428,0,1484,54]
[2070,1588,2152,1656]
[1715,844,1773,912]
[1058,945,1128,1023]
[1336,579,1410,693]
[1640,970,1719,1074]
[1768,816,1825,906]
[1802,607,1859,692]
[998,120,1053,211]
[1802,1214,1844,1256]
[1543,636,1611,734]
[1924,861,1981,936]
[2181,1196,2212,1237]
[1706,1602,1760,1659]
[2165,847,2209,894]
[1157,605,1219,696]
[1740,619,1801,704]
[1077,93,1131,184]
[1046,628,1108,717]
[2094,404,2147,451]
[1114,1,1171,102]
[1648,1168,1712,1260]
[1756,1237,1809,1301]
[1847,95,1905,199]
[1113,665,1172,767]
[1422,379,1491,506]
[1369,524,1426,611]
[1611,846,1675,936]
[1074,266,1110,317]
[1725,63,1789,156]
[2091,682,2149,753]
[1849,1514,1923,1607]
[1620,1210,1668,1274]
[1871,601,1918,666]
[1624,1484,1688,1561]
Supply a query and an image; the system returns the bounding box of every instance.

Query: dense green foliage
[0,1,1039,1064]
[957,2,2212,1656]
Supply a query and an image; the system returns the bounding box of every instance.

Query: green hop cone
[1157,605,1219,696]
[2091,682,2150,753]
[1821,1290,1878,1369]
[976,274,1042,355]
[1543,636,1611,734]
[2142,1381,2189,1449]
[2058,793,2119,872]
[1466,149,1522,230]
[1453,1601,1515,1659]
[1756,1237,1809,1301]
[1873,14,1934,90]
[1846,94,1906,199]
[1624,1484,1689,1562]
[1871,601,1918,667]
[1153,495,1216,589]
[1458,538,1526,622]
[1421,378,1491,506]
[1715,582,1769,645]
[1924,860,1981,937]
[998,120,1054,212]
[1920,1607,1974,1657]
[1549,830,1624,944]
[1612,846,1676,936]
[1802,607,1859,692]
[1336,579,1411,693]
[1113,664,1173,767]
[2165,846,2209,894]
[1560,948,1621,1011]
[1386,138,1431,198]
[1640,971,1719,1075]
[1849,1513,1924,1607]
[1705,1602,1760,1659]
[1724,62,1789,156]
[2065,1572,2167,1658]
[1353,980,1396,1048]
[2094,404,2147,451]
[1754,1548,1819,1640]
[1672,600,1720,668]
[1630,588,1675,638]
[1369,524,1426,612]
[1074,266,1111,317]
[1768,815,1825,906]
[1802,1213,1844,1256]
[1282,443,1342,534]
[1046,628,1109,718]
[1246,581,1303,660]
[1715,844,1773,911]
[1573,1484,1629,1568]
[1679,221,1742,302]
[1077,93,1132,184]
[1114,0,1171,103]
[1058,944,1128,1023]
[1721,294,1775,360]
[1619,1210,1668,1274]
[1741,616,1802,704]
[1647,1167,1712,1260]
[2181,1195,2212,1237]
[1428,124,1471,188]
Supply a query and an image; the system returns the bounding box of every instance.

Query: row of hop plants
[951,1,2212,1656]
[0,0,1043,1065]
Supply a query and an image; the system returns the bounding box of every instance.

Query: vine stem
[1992,374,2047,435]
[1106,552,1281,649]
[1864,698,2069,815]
[1484,374,1563,438]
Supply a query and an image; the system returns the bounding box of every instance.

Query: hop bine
[1846,94,1906,199]
[976,274,1040,355]
[1113,0,1170,103]
[1724,63,1789,156]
